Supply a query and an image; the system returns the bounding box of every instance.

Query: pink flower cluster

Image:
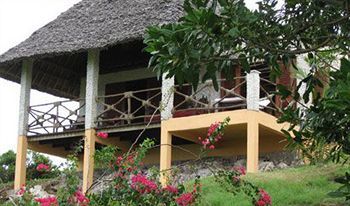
[97,132,108,139]
[255,189,272,206]
[35,196,58,206]
[130,174,158,194]
[74,190,90,206]
[233,166,246,176]
[163,185,179,194]
[175,193,194,206]
[36,163,50,172]
[198,121,223,149]
[16,185,26,196]
[232,166,246,183]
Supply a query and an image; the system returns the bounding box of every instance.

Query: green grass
[196,164,348,206]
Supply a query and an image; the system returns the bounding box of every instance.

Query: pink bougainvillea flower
[199,117,230,150]
[176,192,194,206]
[35,196,58,206]
[255,199,266,206]
[16,185,26,196]
[115,156,123,166]
[74,190,90,206]
[36,163,50,172]
[163,185,179,194]
[233,166,246,176]
[255,189,272,206]
[130,174,158,194]
[97,132,108,139]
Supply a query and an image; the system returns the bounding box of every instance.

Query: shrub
[10,117,271,206]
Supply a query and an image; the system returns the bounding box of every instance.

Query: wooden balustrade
[172,78,247,117]
[27,76,283,136]
[96,87,162,128]
[27,99,85,135]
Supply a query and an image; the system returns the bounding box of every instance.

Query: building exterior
[0,0,292,192]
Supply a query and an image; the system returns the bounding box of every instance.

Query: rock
[259,161,275,172]
[291,159,304,167]
[234,159,246,167]
[197,168,211,178]
[29,185,49,198]
[276,162,289,169]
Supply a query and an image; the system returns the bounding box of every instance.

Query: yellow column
[247,115,259,173]
[82,129,96,193]
[14,136,28,190]
[160,124,172,186]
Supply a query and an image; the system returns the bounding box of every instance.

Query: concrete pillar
[14,59,33,190]
[161,73,174,120]
[247,115,259,173]
[160,124,172,186]
[246,70,260,111]
[85,49,99,129]
[82,49,99,193]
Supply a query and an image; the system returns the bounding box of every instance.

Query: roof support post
[14,59,33,190]
[161,73,174,120]
[160,124,172,186]
[85,49,100,129]
[82,49,99,193]
[246,70,260,111]
[247,114,259,173]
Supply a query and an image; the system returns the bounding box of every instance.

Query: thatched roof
[0,0,183,98]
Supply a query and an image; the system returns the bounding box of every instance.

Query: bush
[0,150,16,183]
[0,150,59,184]
[9,118,271,206]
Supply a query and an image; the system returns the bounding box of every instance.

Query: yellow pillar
[14,136,28,190]
[160,124,172,186]
[247,115,259,173]
[82,129,96,193]
[14,59,33,190]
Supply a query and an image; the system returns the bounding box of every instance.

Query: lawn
[1,164,348,205]
[197,164,348,206]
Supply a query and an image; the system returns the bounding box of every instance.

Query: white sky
[0,0,260,164]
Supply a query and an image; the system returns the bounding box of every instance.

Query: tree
[144,0,350,201]
[0,150,16,183]
[145,0,349,89]
[0,150,59,183]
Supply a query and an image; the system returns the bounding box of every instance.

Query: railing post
[127,93,131,124]
[161,73,174,120]
[83,49,99,193]
[14,58,33,190]
[246,70,260,111]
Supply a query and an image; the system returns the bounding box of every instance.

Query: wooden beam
[14,136,28,190]
[160,124,172,186]
[247,113,259,173]
[82,129,96,193]
[95,136,131,152]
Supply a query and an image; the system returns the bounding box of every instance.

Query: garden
[1,0,350,205]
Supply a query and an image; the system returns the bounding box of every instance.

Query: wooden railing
[259,77,290,114]
[27,74,282,136]
[96,87,162,128]
[172,78,247,117]
[28,99,85,135]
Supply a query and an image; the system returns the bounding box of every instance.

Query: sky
[0,0,260,163]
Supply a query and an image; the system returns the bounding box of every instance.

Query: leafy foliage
[0,150,16,183]
[144,0,350,90]
[144,0,350,203]
[0,150,59,184]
